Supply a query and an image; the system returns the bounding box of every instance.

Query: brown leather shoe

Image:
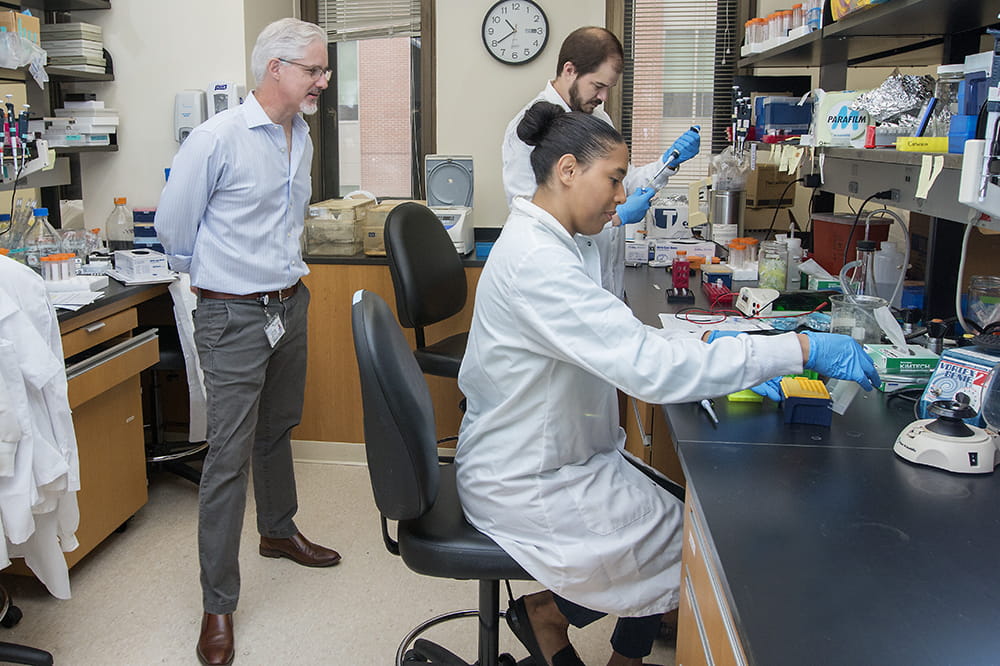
[196,612,234,666]
[259,531,341,567]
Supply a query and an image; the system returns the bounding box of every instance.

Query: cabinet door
[624,397,686,486]
[67,375,148,567]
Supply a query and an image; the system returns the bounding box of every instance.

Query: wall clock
[482,0,549,65]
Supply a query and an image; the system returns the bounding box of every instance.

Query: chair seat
[413,332,468,378]
[398,465,531,582]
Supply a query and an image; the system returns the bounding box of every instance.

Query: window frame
[299,0,435,201]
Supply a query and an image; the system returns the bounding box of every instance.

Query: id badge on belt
[264,310,285,348]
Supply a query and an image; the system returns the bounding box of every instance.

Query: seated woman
[455,100,879,666]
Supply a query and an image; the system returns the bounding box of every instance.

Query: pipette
[643,126,701,190]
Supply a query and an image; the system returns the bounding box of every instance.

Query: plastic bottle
[785,236,803,291]
[0,214,11,250]
[672,250,690,290]
[106,197,134,252]
[873,241,904,307]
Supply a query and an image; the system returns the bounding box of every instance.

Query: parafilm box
[864,344,939,375]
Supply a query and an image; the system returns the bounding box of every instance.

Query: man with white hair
[155,18,340,665]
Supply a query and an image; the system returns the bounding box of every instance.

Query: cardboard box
[0,11,40,44]
[114,249,170,279]
[745,163,798,208]
[362,200,424,256]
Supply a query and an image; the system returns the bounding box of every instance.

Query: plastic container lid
[33,208,48,216]
[857,239,877,251]
[114,197,127,205]
[936,64,965,76]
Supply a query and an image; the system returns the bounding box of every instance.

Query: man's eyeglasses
[277,58,333,82]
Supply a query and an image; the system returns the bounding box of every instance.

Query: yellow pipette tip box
[779,377,833,426]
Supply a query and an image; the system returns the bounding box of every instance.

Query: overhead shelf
[33,0,110,10]
[739,0,1000,69]
[53,144,117,153]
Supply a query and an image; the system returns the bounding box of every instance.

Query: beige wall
[435,0,607,227]
[52,0,602,230]
[60,0,295,231]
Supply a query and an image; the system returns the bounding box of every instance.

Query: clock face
[482,0,549,65]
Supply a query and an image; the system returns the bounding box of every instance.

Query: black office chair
[351,289,532,666]
[144,327,207,484]
[0,585,52,665]
[384,202,469,379]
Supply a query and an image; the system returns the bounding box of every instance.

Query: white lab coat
[501,81,667,298]
[455,198,804,616]
[0,256,80,599]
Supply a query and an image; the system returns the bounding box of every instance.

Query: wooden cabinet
[296,262,481,445]
[676,492,748,666]
[623,398,685,487]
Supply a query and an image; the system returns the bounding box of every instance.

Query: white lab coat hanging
[455,198,804,616]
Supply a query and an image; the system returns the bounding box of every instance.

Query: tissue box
[113,249,170,279]
[864,344,939,375]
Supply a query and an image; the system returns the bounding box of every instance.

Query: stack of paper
[41,22,105,74]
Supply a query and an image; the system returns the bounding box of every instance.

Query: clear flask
[106,197,134,252]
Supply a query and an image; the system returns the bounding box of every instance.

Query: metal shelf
[31,0,110,10]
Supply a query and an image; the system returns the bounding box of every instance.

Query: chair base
[394,581,523,666]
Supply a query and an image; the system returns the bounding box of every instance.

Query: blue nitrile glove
[662,126,701,168]
[802,331,881,391]
[751,377,784,402]
[706,330,744,343]
[616,187,656,226]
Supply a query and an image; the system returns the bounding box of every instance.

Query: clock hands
[497,23,516,44]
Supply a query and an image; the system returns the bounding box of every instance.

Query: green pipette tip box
[727,389,763,402]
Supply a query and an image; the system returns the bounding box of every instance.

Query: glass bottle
[22,208,62,273]
[758,240,788,291]
[930,64,964,138]
[106,197,134,252]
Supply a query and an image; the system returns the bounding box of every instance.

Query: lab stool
[144,328,206,485]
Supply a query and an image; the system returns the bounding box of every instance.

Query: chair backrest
[384,202,468,332]
[351,289,441,521]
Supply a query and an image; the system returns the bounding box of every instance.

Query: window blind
[318,0,421,43]
[622,0,736,188]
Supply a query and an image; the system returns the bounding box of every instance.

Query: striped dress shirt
[154,91,312,294]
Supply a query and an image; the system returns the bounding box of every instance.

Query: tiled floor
[0,462,676,665]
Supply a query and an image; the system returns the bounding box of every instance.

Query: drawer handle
[85,322,107,333]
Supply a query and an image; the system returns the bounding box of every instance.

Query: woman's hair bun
[517,101,566,147]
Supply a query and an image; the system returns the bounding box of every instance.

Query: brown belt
[199,281,300,304]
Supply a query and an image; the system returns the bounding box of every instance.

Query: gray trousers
[192,284,310,614]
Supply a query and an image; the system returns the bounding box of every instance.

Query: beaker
[829,294,888,344]
[967,275,1000,331]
